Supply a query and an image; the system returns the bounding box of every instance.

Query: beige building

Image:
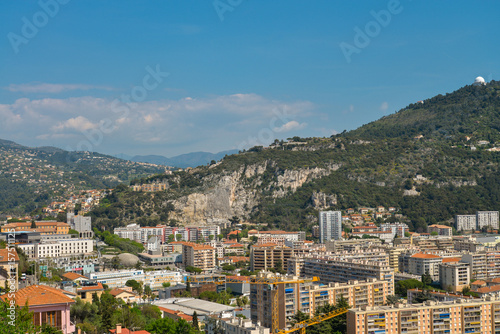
[0,248,19,291]
[439,262,470,293]
[250,243,293,272]
[0,221,70,235]
[76,282,104,304]
[250,275,390,332]
[182,242,216,271]
[408,253,442,280]
[301,255,395,295]
[428,224,453,237]
[347,296,500,334]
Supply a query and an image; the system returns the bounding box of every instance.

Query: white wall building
[455,215,477,231]
[17,239,94,259]
[477,211,499,229]
[89,269,184,289]
[319,211,342,243]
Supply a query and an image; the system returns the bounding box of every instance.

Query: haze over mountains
[116,150,239,169]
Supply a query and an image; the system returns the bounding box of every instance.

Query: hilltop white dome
[474,76,486,86]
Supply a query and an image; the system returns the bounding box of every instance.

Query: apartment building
[67,213,92,233]
[319,211,342,243]
[220,317,270,334]
[250,243,293,272]
[428,224,453,237]
[131,182,167,192]
[0,221,70,235]
[114,224,165,243]
[455,211,500,231]
[17,239,94,259]
[182,242,216,271]
[380,222,410,238]
[439,262,470,293]
[300,255,394,295]
[461,251,500,280]
[455,214,477,231]
[248,230,306,246]
[250,274,390,332]
[477,211,500,229]
[408,253,443,280]
[347,296,500,334]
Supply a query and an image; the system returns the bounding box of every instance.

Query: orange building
[347,296,500,334]
[0,221,70,235]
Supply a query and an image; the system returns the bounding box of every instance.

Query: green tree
[125,279,143,295]
[0,299,38,334]
[192,311,199,329]
[385,295,400,305]
[144,285,153,301]
[99,292,117,332]
[68,229,80,236]
[421,272,432,286]
[395,279,425,296]
[40,324,63,334]
[162,282,171,288]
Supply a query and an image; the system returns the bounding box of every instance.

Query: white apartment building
[89,269,184,289]
[455,215,477,231]
[477,211,499,229]
[17,239,94,259]
[439,262,470,293]
[319,211,342,243]
[221,317,270,334]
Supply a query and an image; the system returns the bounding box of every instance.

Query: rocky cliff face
[169,161,340,224]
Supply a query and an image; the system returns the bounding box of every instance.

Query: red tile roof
[410,253,442,259]
[442,257,461,263]
[0,248,19,262]
[77,283,104,292]
[0,285,75,307]
[62,272,88,281]
[109,288,137,297]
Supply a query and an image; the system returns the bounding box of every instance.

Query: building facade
[439,262,470,293]
[347,296,500,334]
[319,211,342,243]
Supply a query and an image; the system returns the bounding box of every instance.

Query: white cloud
[0,94,314,154]
[380,101,389,111]
[52,116,99,132]
[6,83,113,94]
[273,120,307,133]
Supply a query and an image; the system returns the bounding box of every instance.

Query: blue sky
[1,0,499,157]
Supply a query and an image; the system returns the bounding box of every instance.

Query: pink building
[1,284,76,334]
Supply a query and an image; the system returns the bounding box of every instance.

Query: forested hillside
[0,141,165,214]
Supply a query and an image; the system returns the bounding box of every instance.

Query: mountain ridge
[89,81,500,233]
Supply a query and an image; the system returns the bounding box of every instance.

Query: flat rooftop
[154,298,235,315]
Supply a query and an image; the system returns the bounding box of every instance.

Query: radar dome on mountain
[473,76,486,86]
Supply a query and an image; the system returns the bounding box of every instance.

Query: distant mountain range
[115,150,239,168]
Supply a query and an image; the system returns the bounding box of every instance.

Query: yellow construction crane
[276,307,349,334]
[185,275,320,332]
